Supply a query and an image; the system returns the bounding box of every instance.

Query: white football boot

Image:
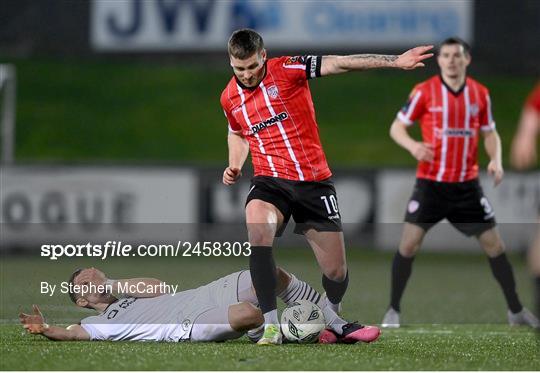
[381,307,400,328]
[507,308,540,329]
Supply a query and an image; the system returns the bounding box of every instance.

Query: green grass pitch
[1,250,539,370]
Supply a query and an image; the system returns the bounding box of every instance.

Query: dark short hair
[68,268,83,304]
[439,37,471,55]
[228,28,264,59]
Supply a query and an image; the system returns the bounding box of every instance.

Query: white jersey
[80,271,243,342]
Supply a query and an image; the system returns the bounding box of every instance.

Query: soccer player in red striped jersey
[381,38,539,329]
[221,28,433,344]
[511,82,540,325]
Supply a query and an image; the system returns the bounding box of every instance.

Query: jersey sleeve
[280,55,322,81]
[479,90,496,131]
[220,90,242,134]
[223,109,242,134]
[80,317,107,341]
[396,85,425,126]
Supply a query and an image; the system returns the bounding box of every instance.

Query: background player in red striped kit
[221,29,433,345]
[511,81,540,323]
[381,37,539,328]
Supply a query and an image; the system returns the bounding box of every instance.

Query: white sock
[277,274,322,306]
[247,324,264,343]
[322,304,347,334]
[263,309,279,326]
[327,299,341,314]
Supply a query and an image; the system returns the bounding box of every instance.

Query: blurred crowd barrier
[2,165,538,252]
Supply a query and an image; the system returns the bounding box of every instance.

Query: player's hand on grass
[487,160,504,186]
[395,45,434,70]
[223,167,242,185]
[19,305,49,334]
[410,142,434,162]
[76,267,107,287]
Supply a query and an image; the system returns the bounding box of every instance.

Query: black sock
[249,246,277,314]
[322,271,349,305]
[535,276,540,318]
[390,251,415,312]
[488,253,523,313]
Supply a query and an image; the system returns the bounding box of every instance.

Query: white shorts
[189,270,254,342]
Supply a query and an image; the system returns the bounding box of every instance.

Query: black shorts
[405,178,497,237]
[245,176,343,236]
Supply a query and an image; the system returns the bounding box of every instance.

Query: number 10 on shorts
[320,195,339,215]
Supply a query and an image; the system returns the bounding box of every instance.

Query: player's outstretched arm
[483,129,504,186]
[320,45,433,76]
[223,131,249,185]
[390,119,434,162]
[19,305,90,341]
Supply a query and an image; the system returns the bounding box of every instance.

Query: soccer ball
[280,300,325,343]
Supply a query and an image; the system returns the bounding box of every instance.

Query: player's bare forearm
[41,325,89,341]
[20,305,90,341]
[323,54,398,73]
[228,132,249,170]
[390,119,417,153]
[483,130,502,166]
[483,130,504,185]
[223,132,249,185]
[511,108,539,169]
[390,119,434,162]
[321,45,433,75]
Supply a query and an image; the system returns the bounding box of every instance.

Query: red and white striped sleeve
[396,85,425,126]
[480,90,496,132]
[220,87,242,134]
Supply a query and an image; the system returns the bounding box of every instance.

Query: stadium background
[0,0,539,370]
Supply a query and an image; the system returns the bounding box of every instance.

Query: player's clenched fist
[223,167,242,185]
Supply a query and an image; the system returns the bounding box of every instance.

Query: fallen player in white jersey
[19,267,380,343]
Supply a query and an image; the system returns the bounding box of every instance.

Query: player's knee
[398,241,419,257]
[324,265,347,282]
[246,222,277,246]
[479,230,505,257]
[484,241,505,257]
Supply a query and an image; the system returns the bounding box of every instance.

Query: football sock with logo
[277,274,322,306]
[390,251,415,312]
[249,246,278,324]
[488,253,523,314]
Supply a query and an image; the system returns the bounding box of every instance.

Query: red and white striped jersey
[220,55,331,181]
[397,75,496,183]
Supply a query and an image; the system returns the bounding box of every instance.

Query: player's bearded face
[437,44,470,79]
[230,50,266,88]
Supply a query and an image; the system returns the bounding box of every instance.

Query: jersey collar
[439,74,467,96]
[234,61,267,91]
